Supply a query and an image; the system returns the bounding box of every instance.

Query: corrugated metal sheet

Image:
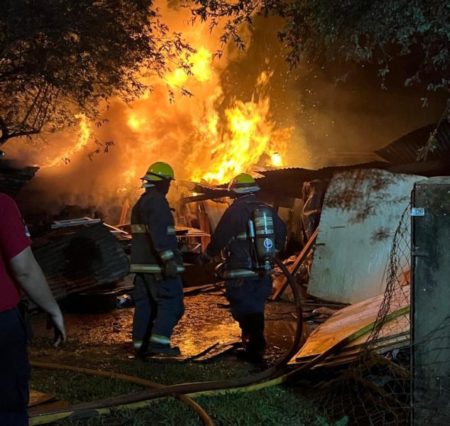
[184,162,390,202]
[376,120,450,164]
[33,223,129,300]
[307,168,422,304]
[256,161,389,199]
[0,160,38,197]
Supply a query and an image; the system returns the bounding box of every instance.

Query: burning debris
[1,1,450,425]
[3,122,449,426]
[5,25,293,222]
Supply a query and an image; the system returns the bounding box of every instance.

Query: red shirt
[0,193,31,311]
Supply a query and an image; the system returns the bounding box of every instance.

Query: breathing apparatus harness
[216,201,277,280]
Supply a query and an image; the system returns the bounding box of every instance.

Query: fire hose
[30,258,410,425]
[30,257,305,425]
[29,360,215,426]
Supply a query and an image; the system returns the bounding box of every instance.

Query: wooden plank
[29,390,55,407]
[344,317,409,349]
[293,330,410,364]
[312,339,410,369]
[271,227,319,300]
[291,330,410,368]
[29,400,70,416]
[296,330,410,360]
[292,286,410,360]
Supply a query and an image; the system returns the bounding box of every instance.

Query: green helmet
[141,162,175,181]
[228,173,260,194]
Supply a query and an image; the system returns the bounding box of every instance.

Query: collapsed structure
[180,119,450,424]
[3,118,450,424]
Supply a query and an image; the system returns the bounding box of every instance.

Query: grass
[28,301,345,426]
[30,353,333,425]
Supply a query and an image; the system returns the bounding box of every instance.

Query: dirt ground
[29,287,298,363]
[27,288,322,425]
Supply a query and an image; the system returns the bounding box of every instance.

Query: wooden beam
[271,227,319,301]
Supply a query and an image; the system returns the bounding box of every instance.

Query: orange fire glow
[6,12,294,219]
[121,45,289,186]
[127,113,147,132]
[41,114,91,168]
[192,99,270,183]
[165,47,213,88]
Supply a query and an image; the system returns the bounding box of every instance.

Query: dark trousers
[0,308,30,426]
[225,276,272,354]
[132,274,184,350]
[225,276,272,322]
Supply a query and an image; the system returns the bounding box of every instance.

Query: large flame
[191,97,286,184]
[120,44,289,186]
[5,5,296,221]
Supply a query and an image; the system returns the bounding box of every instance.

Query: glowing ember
[270,152,283,167]
[166,68,188,88]
[190,47,213,82]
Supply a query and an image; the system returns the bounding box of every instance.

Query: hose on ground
[30,258,304,424]
[29,360,215,426]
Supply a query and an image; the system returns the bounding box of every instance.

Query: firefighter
[130,161,184,357]
[203,173,287,362]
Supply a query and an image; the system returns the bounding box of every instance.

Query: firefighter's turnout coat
[129,187,184,347]
[130,188,183,274]
[206,193,287,353]
[206,194,286,276]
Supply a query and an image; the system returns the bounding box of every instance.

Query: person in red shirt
[0,193,66,426]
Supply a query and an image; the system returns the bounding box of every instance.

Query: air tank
[252,206,276,270]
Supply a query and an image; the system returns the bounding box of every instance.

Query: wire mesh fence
[315,207,412,425]
[310,200,450,425]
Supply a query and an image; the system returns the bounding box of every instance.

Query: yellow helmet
[141,162,175,181]
[228,173,260,194]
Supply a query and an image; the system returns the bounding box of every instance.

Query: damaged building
[4,118,450,425]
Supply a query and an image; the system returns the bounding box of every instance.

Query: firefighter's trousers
[225,275,272,354]
[132,273,184,351]
[225,275,272,321]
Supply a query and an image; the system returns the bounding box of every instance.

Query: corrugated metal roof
[0,160,38,197]
[184,162,391,201]
[33,223,129,300]
[376,119,450,164]
[256,162,389,198]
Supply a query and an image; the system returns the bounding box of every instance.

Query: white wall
[308,168,423,304]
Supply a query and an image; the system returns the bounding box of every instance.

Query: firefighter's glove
[163,259,179,278]
[197,252,212,266]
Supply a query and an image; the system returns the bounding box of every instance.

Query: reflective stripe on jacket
[130,188,183,274]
